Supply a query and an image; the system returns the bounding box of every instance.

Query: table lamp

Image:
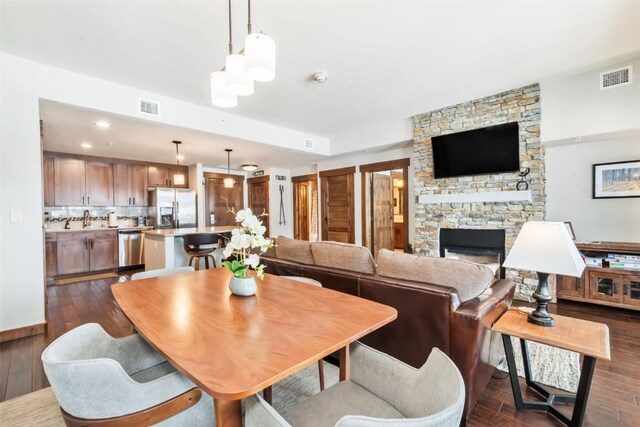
[503,222,585,327]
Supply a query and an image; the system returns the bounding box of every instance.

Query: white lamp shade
[245,33,276,82]
[224,177,235,188]
[503,221,585,277]
[210,71,237,108]
[225,54,254,96]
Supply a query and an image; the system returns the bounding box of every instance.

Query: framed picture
[592,160,640,199]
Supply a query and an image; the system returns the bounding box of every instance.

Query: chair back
[131,266,195,280]
[183,233,221,248]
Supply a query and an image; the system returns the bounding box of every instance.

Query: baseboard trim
[0,322,47,343]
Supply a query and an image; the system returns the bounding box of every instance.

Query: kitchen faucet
[83,210,91,228]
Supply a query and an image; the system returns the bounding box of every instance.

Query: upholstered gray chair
[42,323,213,426]
[131,266,195,280]
[246,342,465,427]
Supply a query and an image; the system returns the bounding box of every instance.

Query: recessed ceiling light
[80,143,92,149]
[241,164,259,171]
[95,121,111,128]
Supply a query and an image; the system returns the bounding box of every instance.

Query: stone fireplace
[413,84,544,301]
[439,228,506,278]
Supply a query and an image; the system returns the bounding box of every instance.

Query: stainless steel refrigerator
[149,188,197,229]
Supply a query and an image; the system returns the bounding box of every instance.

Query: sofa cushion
[311,241,376,275]
[376,249,495,303]
[275,236,315,265]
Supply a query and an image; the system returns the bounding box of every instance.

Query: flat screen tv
[432,122,520,179]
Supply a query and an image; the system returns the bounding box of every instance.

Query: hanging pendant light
[210,71,238,108]
[245,32,276,82]
[226,54,254,96]
[172,140,186,186]
[224,149,235,188]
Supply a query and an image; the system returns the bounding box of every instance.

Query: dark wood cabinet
[55,231,117,276]
[85,161,114,206]
[148,165,189,188]
[54,158,86,206]
[557,242,640,311]
[43,157,55,206]
[115,163,148,206]
[45,233,57,279]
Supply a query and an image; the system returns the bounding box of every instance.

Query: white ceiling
[40,100,326,169]
[3,1,640,139]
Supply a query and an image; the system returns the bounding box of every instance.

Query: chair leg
[194,256,200,271]
[318,360,325,391]
[205,255,210,269]
[188,256,194,267]
[209,255,215,269]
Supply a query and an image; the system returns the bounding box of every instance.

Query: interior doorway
[320,167,356,243]
[247,175,270,237]
[361,159,410,257]
[292,174,319,241]
[204,172,244,226]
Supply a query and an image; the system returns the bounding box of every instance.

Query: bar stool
[183,233,222,270]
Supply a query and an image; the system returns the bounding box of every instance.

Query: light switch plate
[10,209,22,223]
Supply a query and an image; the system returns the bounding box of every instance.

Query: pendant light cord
[228,0,233,55]
[247,0,252,34]
[176,143,180,165]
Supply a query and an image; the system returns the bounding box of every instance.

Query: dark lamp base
[527,312,556,327]
[527,271,555,328]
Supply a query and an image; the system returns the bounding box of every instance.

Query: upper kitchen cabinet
[148,165,189,188]
[43,156,55,206]
[115,163,148,206]
[54,157,86,206]
[53,157,114,206]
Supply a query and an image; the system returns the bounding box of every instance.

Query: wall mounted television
[432,122,520,179]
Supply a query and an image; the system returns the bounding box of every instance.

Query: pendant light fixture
[172,140,186,186]
[224,149,235,188]
[210,0,275,107]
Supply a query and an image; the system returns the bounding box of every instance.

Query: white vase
[229,276,257,297]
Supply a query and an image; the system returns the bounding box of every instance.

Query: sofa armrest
[453,279,515,320]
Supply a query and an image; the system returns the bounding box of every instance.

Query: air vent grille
[139,99,159,115]
[304,138,314,150]
[600,66,632,90]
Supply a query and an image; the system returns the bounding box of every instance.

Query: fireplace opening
[439,228,506,279]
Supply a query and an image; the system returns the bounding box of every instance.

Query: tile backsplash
[44,206,151,230]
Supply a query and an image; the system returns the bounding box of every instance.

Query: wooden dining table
[112,268,397,426]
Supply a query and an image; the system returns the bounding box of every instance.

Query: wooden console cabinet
[557,242,640,311]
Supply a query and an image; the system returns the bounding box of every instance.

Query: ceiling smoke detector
[313,72,328,83]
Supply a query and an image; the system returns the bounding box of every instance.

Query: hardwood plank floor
[0,271,638,426]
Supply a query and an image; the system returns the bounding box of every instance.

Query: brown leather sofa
[261,238,515,422]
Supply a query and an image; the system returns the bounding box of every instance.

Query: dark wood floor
[1,272,639,426]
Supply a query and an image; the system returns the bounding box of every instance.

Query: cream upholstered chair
[246,342,465,427]
[282,276,326,391]
[42,323,213,426]
[131,266,195,280]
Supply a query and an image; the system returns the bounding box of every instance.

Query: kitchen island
[144,226,235,271]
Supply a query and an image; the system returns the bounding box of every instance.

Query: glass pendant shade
[225,54,254,96]
[245,33,276,82]
[210,71,238,108]
[224,177,235,188]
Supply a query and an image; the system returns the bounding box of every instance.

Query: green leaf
[233,266,249,278]
[222,261,233,270]
[231,260,242,271]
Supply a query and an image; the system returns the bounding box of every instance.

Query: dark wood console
[557,241,640,311]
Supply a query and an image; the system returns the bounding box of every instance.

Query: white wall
[316,146,414,247]
[0,52,328,333]
[541,57,640,143]
[546,137,640,242]
[329,118,413,156]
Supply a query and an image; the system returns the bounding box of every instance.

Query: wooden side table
[492,308,611,427]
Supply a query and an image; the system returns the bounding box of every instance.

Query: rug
[54,272,118,285]
[497,337,581,393]
[0,361,339,426]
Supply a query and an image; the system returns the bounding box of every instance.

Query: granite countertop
[46,226,154,233]
[144,226,236,237]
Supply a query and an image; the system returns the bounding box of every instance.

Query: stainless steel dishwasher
[118,229,144,268]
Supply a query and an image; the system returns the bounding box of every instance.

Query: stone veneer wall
[413,84,544,300]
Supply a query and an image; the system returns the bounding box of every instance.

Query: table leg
[214,398,241,427]
[339,345,350,381]
[263,386,273,405]
[569,355,597,427]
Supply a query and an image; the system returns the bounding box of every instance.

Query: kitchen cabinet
[43,157,55,206]
[53,158,114,206]
[45,233,57,279]
[115,163,148,206]
[55,231,117,276]
[148,165,189,188]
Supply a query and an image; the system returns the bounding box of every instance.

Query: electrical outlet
[10,209,22,223]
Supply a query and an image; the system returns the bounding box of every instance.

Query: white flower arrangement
[222,208,274,279]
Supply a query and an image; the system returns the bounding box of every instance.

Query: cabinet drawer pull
[129,197,131,205]
[613,282,620,294]
[87,196,90,205]
[85,239,88,250]
[90,240,94,250]
[624,283,630,296]
[576,278,583,290]
[133,197,136,205]
[82,196,85,205]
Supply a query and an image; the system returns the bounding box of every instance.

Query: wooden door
[320,167,355,243]
[85,161,114,206]
[43,156,55,206]
[622,274,640,308]
[294,181,310,240]
[54,158,85,206]
[589,270,623,304]
[372,173,394,256]
[57,237,89,275]
[248,176,270,237]
[557,272,586,298]
[113,163,131,206]
[90,233,118,271]
[130,165,148,206]
[148,165,169,187]
[205,173,244,226]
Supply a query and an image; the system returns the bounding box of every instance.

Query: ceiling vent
[600,65,632,90]
[139,98,160,116]
[304,138,314,150]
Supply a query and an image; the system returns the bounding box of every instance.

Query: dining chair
[131,266,195,280]
[282,276,325,391]
[42,323,214,426]
[245,342,465,427]
[183,233,222,270]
